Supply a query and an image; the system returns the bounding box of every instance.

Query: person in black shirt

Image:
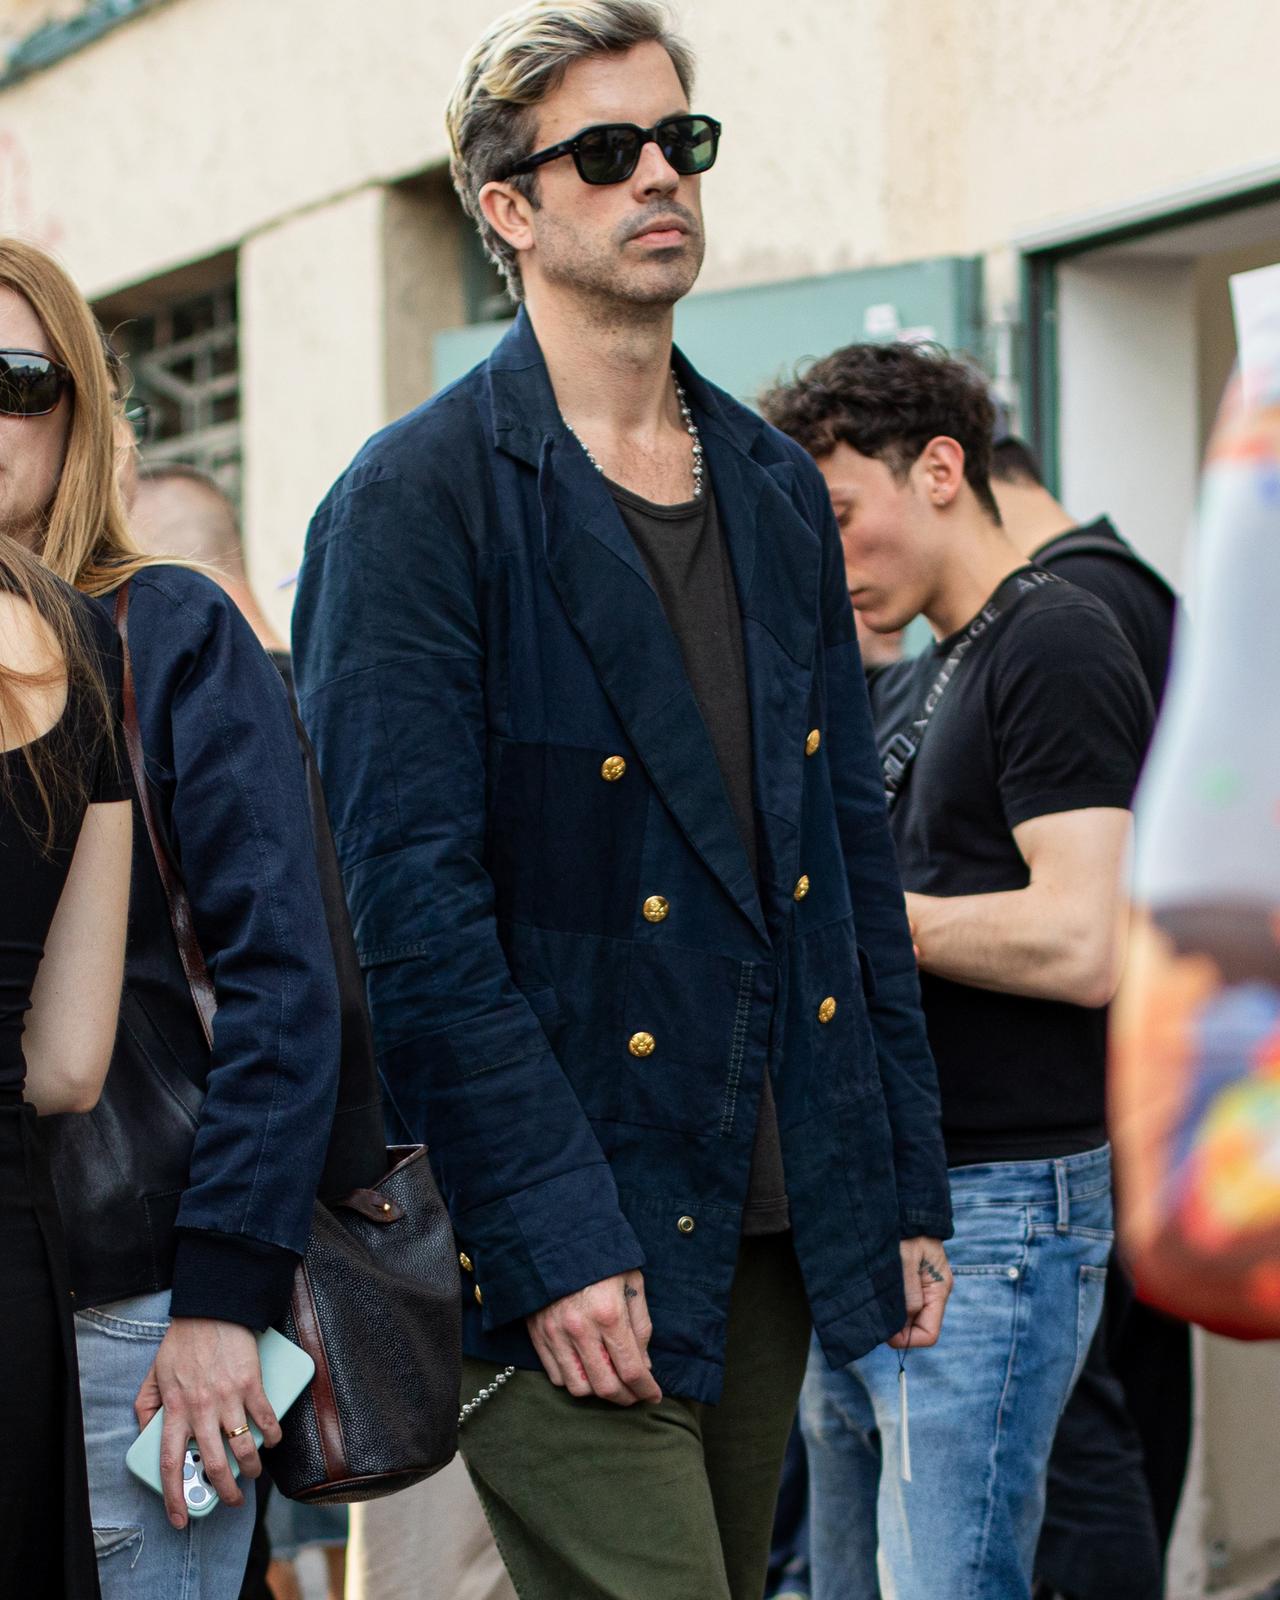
[762,343,1151,1600]
[991,435,1175,711]
[991,437,1188,1600]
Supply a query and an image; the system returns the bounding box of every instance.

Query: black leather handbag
[114,581,461,1503]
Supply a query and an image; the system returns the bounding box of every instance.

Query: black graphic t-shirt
[868,575,1152,1166]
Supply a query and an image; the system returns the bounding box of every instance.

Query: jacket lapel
[691,395,822,933]
[537,438,767,945]
[484,312,818,946]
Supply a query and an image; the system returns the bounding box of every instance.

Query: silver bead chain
[562,371,705,500]
[458,1364,516,1428]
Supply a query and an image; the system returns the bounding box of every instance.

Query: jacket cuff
[453,1162,647,1331]
[473,1218,647,1331]
[168,1231,301,1329]
[899,1207,955,1243]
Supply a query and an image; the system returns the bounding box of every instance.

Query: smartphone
[125,1326,315,1517]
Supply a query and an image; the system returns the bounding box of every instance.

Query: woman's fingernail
[170,1513,184,1529]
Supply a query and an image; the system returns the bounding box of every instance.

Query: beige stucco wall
[240,178,466,638]
[0,0,1278,302]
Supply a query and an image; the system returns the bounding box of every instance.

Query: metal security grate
[127,282,241,505]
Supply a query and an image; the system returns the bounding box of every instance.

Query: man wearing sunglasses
[294,4,952,1596]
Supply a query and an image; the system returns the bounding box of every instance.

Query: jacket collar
[485,308,819,946]
[483,306,777,473]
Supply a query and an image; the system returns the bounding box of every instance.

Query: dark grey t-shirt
[610,481,789,1235]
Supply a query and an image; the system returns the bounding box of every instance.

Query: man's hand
[887,1237,953,1351]
[527,1270,663,1406]
[135,1317,281,1529]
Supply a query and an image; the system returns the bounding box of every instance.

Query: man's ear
[919,436,966,508]
[479,180,536,258]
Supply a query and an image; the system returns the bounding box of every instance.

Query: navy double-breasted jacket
[293,309,951,1403]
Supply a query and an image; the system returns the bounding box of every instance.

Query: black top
[611,482,789,1233]
[1035,517,1176,712]
[612,484,758,871]
[869,577,1152,1166]
[0,594,128,1095]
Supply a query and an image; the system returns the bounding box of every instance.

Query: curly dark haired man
[763,343,1153,1600]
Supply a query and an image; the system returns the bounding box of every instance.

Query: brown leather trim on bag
[114,582,217,1050]
[335,1188,405,1223]
[291,1259,348,1481]
[292,1468,428,1505]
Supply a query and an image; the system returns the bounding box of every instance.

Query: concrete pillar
[239,177,467,641]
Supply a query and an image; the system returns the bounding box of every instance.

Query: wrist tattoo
[919,1258,946,1285]
[624,1286,638,1300]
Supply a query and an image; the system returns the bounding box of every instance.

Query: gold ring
[226,1424,252,1440]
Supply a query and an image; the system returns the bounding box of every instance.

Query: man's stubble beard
[534,205,706,324]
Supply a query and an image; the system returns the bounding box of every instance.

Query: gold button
[806,729,822,757]
[643,895,670,924]
[629,1031,656,1058]
[474,1284,484,1306]
[601,756,627,782]
[818,996,837,1024]
[793,875,811,901]
[459,1251,473,1273]
[677,1215,696,1235]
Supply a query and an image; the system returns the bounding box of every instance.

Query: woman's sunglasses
[0,349,74,418]
[503,113,721,187]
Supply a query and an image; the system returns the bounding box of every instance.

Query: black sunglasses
[0,348,74,418]
[503,113,721,187]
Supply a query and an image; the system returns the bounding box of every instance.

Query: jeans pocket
[946,1201,1027,1275]
[1073,1263,1109,1390]
[76,1299,171,1341]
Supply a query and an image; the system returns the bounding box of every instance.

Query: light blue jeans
[75,1290,255,1600]
[801,1146,1113,1600]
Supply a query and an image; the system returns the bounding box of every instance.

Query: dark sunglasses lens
[0,354,63,416]
[660,117,719,175]
[576,125,643,184]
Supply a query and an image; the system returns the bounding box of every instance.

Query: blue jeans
[801,1146,1113,1600]
[75,1290,255,1600]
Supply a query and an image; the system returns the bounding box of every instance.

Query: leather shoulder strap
[882,565,1063,808]
[114,581,216,1051]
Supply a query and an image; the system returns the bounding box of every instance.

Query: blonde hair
[446,0,695,301]
[0,238,161,842]
[0,237,159,597]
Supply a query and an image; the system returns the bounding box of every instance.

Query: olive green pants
[459,1233,811,1600]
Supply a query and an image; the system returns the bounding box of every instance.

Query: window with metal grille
[117,281,241,505]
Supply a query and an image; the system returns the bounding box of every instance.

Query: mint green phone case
[124,1326,315,1516]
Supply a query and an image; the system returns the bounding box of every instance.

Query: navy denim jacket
[97,567,340,1327]
[294,311,951,1402]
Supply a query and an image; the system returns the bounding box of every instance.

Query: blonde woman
[0,238,341,1600]
[0,332,132,1587]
